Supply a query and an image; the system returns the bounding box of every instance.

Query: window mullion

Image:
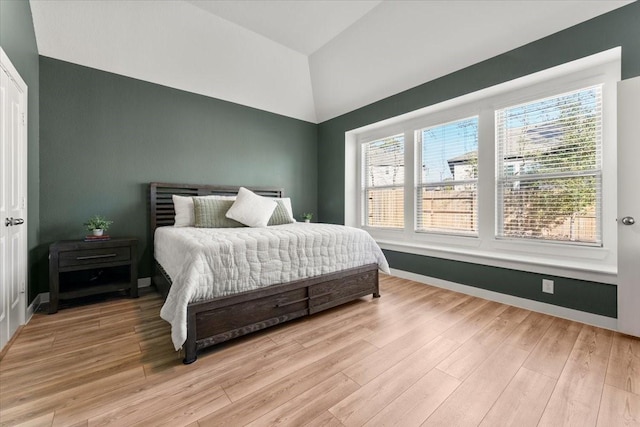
[404,130,415,236]
[477,108,495,243]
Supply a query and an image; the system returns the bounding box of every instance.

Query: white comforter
[156,223,389,350]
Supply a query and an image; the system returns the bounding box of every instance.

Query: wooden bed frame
[150,182,380,364]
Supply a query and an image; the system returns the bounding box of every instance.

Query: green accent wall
[38,57,318,295]
[317,2,640,317]
[384,250,617,317]
[1,0,40,302]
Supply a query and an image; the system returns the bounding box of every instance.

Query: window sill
[376,238,617,284]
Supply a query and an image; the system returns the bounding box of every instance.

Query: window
[496,86,602,245]
[347,48,619,278]
[362,134,404,228]
[417,117,478,235]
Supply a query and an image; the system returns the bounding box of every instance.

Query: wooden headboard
[149,182,284,232]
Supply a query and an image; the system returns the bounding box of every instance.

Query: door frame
[0,47,28,350]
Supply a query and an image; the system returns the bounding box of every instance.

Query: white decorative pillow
[226,187,277,227]
[173,194,235,227]
[173,195,195,227]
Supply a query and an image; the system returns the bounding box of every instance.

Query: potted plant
[302,213,313,223]
[84,215,113,236]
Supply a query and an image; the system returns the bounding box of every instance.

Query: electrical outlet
[542,279,554,294]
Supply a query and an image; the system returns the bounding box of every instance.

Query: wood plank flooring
[1,274,639,426]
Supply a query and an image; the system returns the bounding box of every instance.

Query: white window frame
[346,48,620,283]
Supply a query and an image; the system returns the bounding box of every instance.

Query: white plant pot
[304,219,310,223]
[93,229,104,236]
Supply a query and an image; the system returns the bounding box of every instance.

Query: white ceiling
[29,0,632,123]
[185,0,382,55]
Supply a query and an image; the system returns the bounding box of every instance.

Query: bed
[150,182,389,364]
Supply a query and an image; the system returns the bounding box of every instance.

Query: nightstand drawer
[58,247,131,268]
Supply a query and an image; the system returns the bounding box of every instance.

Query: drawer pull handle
[76,253,118,260]
[310,292,333,299]
[275,297,309,308]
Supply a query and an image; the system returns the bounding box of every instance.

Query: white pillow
[172,194,235,227]
[173,195,195,227]
[226,187,277,227]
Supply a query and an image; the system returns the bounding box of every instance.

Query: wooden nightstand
[49,238,138,314]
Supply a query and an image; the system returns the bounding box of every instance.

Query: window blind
[496,85,602,245]
[416,117,478,235]
[362,135,404,228]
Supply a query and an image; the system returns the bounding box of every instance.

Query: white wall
[30,0,317,123]
[310,1,630,122]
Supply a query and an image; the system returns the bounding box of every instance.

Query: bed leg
[183,342,197,364]
[183,354,197,364]
[373,269,380,298]
[183,330,198,364]
[183,313,198,364]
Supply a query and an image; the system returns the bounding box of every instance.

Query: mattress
[155,223,390,349]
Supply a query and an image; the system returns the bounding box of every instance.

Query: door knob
[4,217,24,227]
[621,216,635,225]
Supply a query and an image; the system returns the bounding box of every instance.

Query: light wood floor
[1,274,639,427]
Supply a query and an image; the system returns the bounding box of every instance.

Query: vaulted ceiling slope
[30,0,632,123]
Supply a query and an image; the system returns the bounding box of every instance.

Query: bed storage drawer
[176,263,380,364]
[308,268,378,314]
[194,287,309,342]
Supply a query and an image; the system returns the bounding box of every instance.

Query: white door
[0,48,28,352]
[617,76,640,337]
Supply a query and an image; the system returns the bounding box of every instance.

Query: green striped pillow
[193,198,245,228]
[268,200,295,226]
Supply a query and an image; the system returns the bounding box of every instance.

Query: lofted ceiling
[185,0,383,56]
[30,0,633,123]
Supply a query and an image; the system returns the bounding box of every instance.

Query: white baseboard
[26,294,41,322]
[389,268,618,332]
